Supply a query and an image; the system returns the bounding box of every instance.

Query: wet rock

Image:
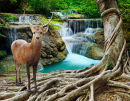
[67,14,85,19]
[91,29,104,45]
[85,44,104,60]
[85,29,104,60]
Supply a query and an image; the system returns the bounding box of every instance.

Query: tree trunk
[1,0,130,101]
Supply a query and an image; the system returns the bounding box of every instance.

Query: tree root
[1,0,130,101]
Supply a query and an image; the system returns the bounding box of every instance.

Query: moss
[0,33,6,37]
[0,50,7,60]
[37,16,62,31]
[123,23,130,55]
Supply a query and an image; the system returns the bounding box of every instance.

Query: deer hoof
[19,82,23,84]
[15,83,19,86]
[35,89,39,93]
[28,89,32,92]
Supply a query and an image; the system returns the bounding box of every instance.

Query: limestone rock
[85,44,104,60]
[91,29,104,45]
[85,29,104,60]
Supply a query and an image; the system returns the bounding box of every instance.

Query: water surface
[38,53,100,73]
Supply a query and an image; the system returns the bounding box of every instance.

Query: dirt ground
[0,72,129,101]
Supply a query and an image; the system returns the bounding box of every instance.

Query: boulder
[85,44,104,60]
[85,29,104,60]
[90,29,104,45]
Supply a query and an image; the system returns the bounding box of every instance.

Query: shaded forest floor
[0,71,129,101]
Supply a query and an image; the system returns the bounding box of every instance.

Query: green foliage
[38,16,62,31]
[105,53,114,70]
[10,0,17,4]
[77,0,100,18]
[0,33,6,38]
[3,13,17,22]
[119,0,130,21]
[123,23,130,56]
[49,21,62,31]
[1,0,128,20]
[0,50,7,60]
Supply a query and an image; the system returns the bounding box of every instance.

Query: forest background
[0,0,130,53]
[0,0,129,20]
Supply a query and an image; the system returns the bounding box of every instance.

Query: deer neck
[30,38,42,53]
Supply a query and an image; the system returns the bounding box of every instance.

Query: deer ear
[43,27,48,34]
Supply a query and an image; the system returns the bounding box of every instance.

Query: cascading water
[7,15,36,53]
[62,19,103,55]
[39,19,102,73]
[11,15,36,23]
[7,28,18,53]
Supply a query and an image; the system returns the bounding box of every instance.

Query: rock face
[85,29,104,60]
[85,44,104,60]
[40,30,67,65]
[91,29,104,45]
[0,25,67,66]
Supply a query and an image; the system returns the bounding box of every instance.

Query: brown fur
[11,25,48,91]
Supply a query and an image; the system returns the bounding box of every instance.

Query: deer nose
[36,37,40,40]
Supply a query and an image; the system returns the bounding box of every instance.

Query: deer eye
[40,32,42,34]
[33,32,35,34]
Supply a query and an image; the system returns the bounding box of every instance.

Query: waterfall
[7,28,18,45]
[7,28,18,53]
[11,15,35,23]
[59,19,102,56]
[96,20,98,28]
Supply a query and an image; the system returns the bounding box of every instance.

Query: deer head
[24,12,53,44]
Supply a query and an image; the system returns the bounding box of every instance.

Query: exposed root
[89,83,94,101]
[108,80,130,90]
[116,92,130,100]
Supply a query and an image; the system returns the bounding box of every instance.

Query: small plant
[10,0,17,4]
[55,90,58,93]
[6,76,15,81]
[105,53,114,70]
[3,13,17,22]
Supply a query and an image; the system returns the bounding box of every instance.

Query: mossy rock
[0,50,7,60]
[85,44,104,60]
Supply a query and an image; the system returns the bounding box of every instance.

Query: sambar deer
[11,12,53,92]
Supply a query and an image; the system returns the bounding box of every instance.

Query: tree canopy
[0,0,129,20]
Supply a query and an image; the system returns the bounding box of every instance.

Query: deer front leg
[26,64,31,92]
[33,65,38,92]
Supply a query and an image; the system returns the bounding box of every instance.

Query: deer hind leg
[14,60,18,86]
[33,65,38,92]
[18,64,22,84]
